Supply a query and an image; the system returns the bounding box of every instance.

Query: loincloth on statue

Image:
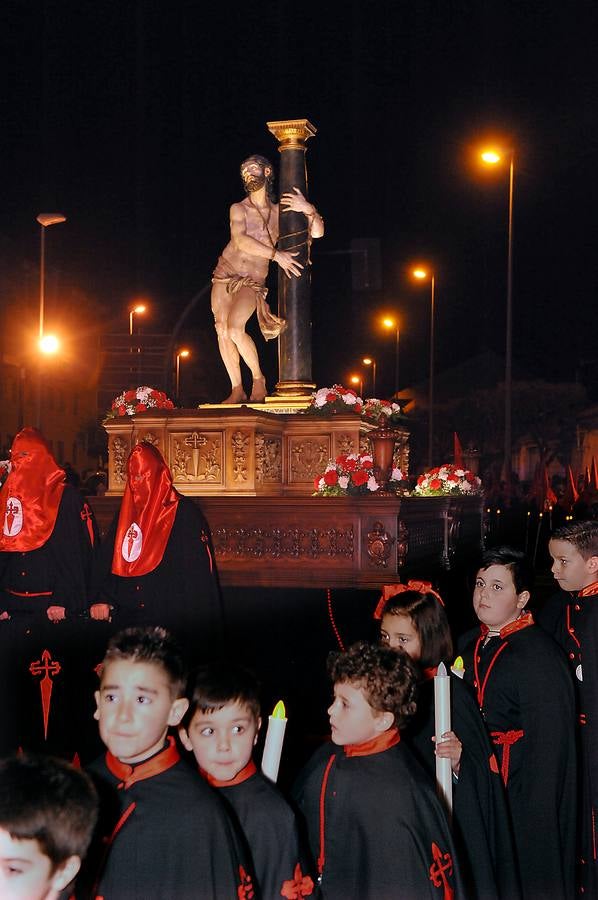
[212,256,286,341]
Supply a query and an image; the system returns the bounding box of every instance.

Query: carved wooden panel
[111,436,130,484]
[231,430,250,483]
[255,434,282,484]
[170,431,223,483]
[213,525,354,560]
[288,435,331,482]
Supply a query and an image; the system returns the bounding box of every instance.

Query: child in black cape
[179,661,315,900]
[84,626,250,900]
[460,547,576,900]
[376,580,520,900]
[294,641,462,900]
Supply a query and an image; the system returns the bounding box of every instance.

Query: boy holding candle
[293,641,461,900]
[179,662,314,900]
[460,547,576,900]
[541,521,598,896]
[86,627,248,900]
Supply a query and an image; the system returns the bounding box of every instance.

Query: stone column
[267,119,317,398]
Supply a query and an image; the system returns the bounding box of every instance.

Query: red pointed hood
[0,427,65,552]
[112,442,179,576]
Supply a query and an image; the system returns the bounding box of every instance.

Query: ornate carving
[171,434,221,482]
[138,431,159,447]
[290,438,329,481]
[213,525,354,560]
[267,118,317,151]
[397,519,409,568]
[231,430,249,482]
[255,435,282,484]
[366,521,395,568]
[336,433,355,457]
[112,437,128,484]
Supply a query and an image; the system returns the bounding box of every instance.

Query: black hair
[0,754,97,869]
[551,520,598,560]
[240,154,276,201]
[478,546,533,594]
[102,626,186,699]
[182,662,261,730]
[379,590,453,668]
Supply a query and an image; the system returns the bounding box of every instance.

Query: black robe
[405,671,520,900]
[92,497,224,664]
[460,619,576,900]
[83,738,250,900]
[293,733,463,900]
[0,485,98,756]
[214,762,314,900]
[537,584,598,897]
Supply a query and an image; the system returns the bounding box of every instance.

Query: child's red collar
[479,610,534,640]
[579,581,598,598]
[202,758,257,788]
[106,735,179,789]
[344,727,400,758]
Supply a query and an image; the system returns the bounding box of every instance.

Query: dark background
[3,1,598,399]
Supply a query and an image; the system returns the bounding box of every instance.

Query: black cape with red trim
[214,763,314,900]
[537,585,598,896]
[0,484,99,756]
[405,671,520,900]
[82,742,250,900]
[459,622,576,900]
[92,497,223,663]
[293,737,463,900]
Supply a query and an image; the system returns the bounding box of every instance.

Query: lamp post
[349,374,363,397]
[36,335,60,430]
[362,357,376,396]
[36,213,66,430]
[176,349,190,400]
[480,147,515,502]
[412,267,436,468]
[129,304,146,336]
[382,317,400,396]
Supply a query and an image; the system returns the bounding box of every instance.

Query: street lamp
[382,316,400,396]
[480,146,515,501]
[36,213,66,341]
[176,348,190,400]
[36,213,66,430]
[129,304,146,336]
[349,374,363,396]
[362,357,376,396]
[39,335,60,355]
[412,267,436,468]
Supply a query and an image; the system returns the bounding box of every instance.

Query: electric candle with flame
[261,700,287,783]
[434,662,453,815]
[451,656,465,679]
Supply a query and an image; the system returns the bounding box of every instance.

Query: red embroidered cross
[281,863,315,898]
[429,842,454,900]
[29,649,61,740]
[126,525,138,559]
[237,865,255,900]
[6,500,18,534]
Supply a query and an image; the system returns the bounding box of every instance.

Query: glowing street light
[412,266,436,467]
[176,348,190,399]
[39,334,60,354]
[382,316,400,396]
[349,374,363,396]
[129,304,146,336]
[362,357,376,396]
[36,213,66,342]
[480,145,515,500]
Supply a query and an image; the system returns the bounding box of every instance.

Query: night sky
[4,1,598,399]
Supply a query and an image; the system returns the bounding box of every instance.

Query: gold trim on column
[267,119,317,152]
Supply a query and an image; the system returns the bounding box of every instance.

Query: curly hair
[380,590,453,668]
[551,520,598,560]
[328,641,418,728]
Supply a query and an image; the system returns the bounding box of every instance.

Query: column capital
[267,119,317,152]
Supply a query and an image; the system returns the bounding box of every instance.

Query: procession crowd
[0,427,596,899]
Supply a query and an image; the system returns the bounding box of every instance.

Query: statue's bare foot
[222,386,247,404]
[249,376,267,403]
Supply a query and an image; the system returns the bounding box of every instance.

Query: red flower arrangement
[106,386,175,418]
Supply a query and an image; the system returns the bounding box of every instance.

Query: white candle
[434,661,453,815]
[261,700,287,783]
